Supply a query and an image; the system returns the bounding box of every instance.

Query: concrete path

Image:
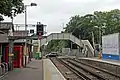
[3,59,43,80]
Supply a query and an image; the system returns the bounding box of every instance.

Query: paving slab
[3,59,43,80]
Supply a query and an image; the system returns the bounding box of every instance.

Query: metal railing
[0,62,9,79]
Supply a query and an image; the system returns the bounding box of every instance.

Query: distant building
[13,30,29,36]
[0,22,14,43]
[0,22,14,35]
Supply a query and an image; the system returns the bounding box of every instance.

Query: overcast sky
[3,0,120,35]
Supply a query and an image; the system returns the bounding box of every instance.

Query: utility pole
[8,39,14,71]
[71,41,72,51]
[24,3,37,67]
[24,5,27,67]
[36,22,46,59]
[38,32,42,52]
[99,26,101,52]
[8,8,15,71]
[92,31,95,56]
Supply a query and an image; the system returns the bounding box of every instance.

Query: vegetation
[47,40,68,53]
[47,9,120,52]
[0,0,24,20]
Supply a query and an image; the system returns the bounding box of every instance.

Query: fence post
[1,63,5,75]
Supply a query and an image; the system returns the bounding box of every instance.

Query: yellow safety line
[44,59,52,80]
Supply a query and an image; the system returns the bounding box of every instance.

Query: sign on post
[39,32,42,40]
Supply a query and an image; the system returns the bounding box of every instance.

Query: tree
[46,40,68,53]
[0,0,24,19]
[64,9,120,45]
[46,9,120,52]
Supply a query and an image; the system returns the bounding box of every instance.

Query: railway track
[66,58,120,80]
[50,58,81,80]
[50,58,120,80]
[73,58,120,79]
[57,58,106,80]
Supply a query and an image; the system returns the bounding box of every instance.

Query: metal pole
[37,31,42,59]
[70,33,72,51]
[98,25,102,59]
[40,39,41,58]
[71,41,72,51]
[8,11,14,71]
[41,41,43,80]
[96,15,102,54]
[99,26,101,53]
[76,35,81,58]
[92,31,95,56]
[37,39,40,52]
[8,39,14,71]
[24,5,27,67]
[45,26,47,36]
[12,17,13,25]
[79,35,81,53]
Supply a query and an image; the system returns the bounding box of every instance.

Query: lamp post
[90,14,103,56]
[94,26,101,51]
[94,25,106,58]
[24,3,37,67]
[8,8,15,71]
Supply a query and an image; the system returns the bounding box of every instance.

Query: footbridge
[8,33,94,57]
[36,33,94,57]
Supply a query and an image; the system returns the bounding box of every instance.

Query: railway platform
[82,57,120,66]
[2,59,43,80]
[1,59,66,80]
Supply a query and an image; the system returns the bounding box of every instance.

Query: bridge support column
[8,39,14,71]
[70,41,72,51]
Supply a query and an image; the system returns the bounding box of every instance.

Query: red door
[13,46,24,68]
[13,46,20,68]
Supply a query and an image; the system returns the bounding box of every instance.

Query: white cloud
[3,0,120,35]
